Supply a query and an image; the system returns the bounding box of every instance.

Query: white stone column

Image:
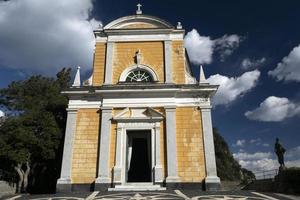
[201,107,221,191]
[165,106,180,183]
[96,107,112,183]
[112,127,122,184]
[104,42,114,84]
[56,108,78,191]
[154,122,163,183]
[164,40,173,83]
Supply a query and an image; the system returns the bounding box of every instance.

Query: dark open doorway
[127,130,151,182]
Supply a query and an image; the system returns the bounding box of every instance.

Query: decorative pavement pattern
[4,191,296,200]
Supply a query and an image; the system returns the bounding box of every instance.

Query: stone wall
[71,109,100,184]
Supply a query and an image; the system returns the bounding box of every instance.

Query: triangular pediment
[113,107,164,121]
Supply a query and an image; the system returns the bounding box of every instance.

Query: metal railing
[253,169,278,180]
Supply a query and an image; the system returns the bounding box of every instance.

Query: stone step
[108,183,166,191]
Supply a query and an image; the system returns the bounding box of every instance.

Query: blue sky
[0,0,299,173]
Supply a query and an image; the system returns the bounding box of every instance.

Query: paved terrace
[4,190,299,200]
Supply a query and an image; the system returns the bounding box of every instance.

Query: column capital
[165,106,176,111]
[100,107,113,112]
[66,108,78,113]
[200,106,212,111]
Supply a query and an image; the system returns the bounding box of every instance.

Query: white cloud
[184,29,242,65]
[241,57,266,70]
[233,139,246,147]
[268,44,300,82]
[286,159,300,168]
[207,70,260,106]
[214,34,242,61]
[250,138,261,144]
[234,150,300,174]
[286,146,300,160]
[233,151,278,173]
[0,110,5,118]
[233,152,272,161]
[262,143,270,147]
[0,0,101,74]
[184,29,214,65]
[245,96,300,122]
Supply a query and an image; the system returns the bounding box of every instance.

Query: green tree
[0,68,71,193]
[213,128,255,183]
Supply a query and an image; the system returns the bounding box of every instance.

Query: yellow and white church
[56,5,221,192]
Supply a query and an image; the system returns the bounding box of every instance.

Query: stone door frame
[112,121,163,186]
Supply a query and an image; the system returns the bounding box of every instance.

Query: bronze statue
[274,138,286,168]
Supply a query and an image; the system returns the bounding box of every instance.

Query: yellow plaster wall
[93,42,106,86]
[172,41,185,84]
[71,109,100,184]
[176,107,206,182]
[112,42,165,83]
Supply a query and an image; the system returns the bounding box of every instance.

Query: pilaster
[95,107,113,191]
[165,106,180,183]
[104,42,114,84]
[112,127,122,184]
[164,40,173,83]
[56,108,78,192]
[154,123,163,184]
[201,107,221,191]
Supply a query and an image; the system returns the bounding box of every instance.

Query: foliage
[0,68,71,193]
[213,128,255,183]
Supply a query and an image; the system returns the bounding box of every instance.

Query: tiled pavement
[3,190,298,200]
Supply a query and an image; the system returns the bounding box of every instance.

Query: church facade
[56,6,220,192]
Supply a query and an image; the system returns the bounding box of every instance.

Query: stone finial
[136,3,142,15]
[98,22,103,30]
[199,65,209,84]
[72,66,81,87]
[135,49,142,66]
[177,22,182,29]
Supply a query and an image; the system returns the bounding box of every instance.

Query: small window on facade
[125,69,154,82]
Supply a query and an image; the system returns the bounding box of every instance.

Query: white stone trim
[67,97,211,109]
[113,127,123,184]
[102,97,210,108]
[57,108,78,184]
[164,40,173,83]
[96,33,184,42]
[201,108,220,184]
[154,122,163,183]
[96,107,113,183]
[165,107,180,182]
[68,100,102,109]
[104,42,114,84]
[119,64,159,82]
